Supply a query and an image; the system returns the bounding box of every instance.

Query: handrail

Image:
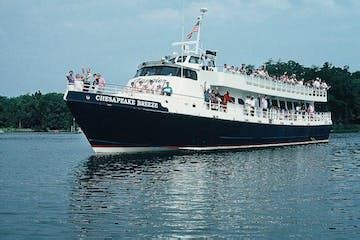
[67,82,332,125]
[222,69,327,98]
[67,81,207,101]
[244,75,327,98]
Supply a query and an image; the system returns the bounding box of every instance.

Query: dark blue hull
[65,91,331,150]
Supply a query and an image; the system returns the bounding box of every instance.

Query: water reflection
[69,139,360,238]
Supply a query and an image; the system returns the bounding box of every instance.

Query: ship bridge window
[177,56,187,63]
[189,56,200,64]
[134,66,197,80]
[136,66,180,77]
[183,69,197,80]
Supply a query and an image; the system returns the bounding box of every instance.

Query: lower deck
[65,90,332,153]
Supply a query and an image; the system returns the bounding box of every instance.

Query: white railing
[68,81,164,96]
[222,69,327,99]
[67,82,332,125]
[244,75,327,98]
[204,100,331,125]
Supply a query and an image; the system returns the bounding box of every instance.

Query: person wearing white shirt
[201,55,209,71]
[261,96,268,110]
[250,96,256,116]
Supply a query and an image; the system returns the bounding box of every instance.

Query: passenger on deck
[135,80,144,92]
[201,55,209,71]
[240,64,246,74]
[66,71,75,85]
[92,74,100,91]
[308,104,315,117]
[313,78,321,88]
[146,79,155,93]
[82,68,92,91]
[261,96,268,111]
[222,91,232,104]
[162,82,173,96]
[204,89,211,103]
[250,96,256,116]
[74,73,84,91]
[98,74,106,90]
[244,96,251,115]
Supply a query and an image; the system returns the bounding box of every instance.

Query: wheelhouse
[134,64,198,80]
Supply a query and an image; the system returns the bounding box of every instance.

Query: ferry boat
[64,9,332,154]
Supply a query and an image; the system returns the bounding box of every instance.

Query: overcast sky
[1,0,359,96]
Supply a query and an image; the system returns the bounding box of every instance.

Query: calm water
[0,133,359,239]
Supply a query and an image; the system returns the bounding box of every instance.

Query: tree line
[0,92,73,131]
[0,60,359,131]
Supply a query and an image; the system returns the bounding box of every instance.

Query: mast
[196,8,208,54]
[172,8,208,55]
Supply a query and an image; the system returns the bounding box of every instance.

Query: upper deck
[199,70,328,102]
[133,59,329,103]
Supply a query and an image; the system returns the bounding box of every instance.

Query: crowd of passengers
[66,68,106,91]
[223,64,330,90]
[204,88,233,106]
[204,88,316,117]
[130,80,173,96]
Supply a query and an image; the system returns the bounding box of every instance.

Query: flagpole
[196,16,200,54]
[196,8,207,55]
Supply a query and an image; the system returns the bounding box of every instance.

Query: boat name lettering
[95,95,159,109]
[95,95,136,105]
[137,100,158,109]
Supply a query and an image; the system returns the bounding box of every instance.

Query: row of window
[134,66,197,80]
[236,97,323,110]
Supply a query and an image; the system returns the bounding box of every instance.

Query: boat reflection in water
[69,152,217,238]
[68,144,342,239]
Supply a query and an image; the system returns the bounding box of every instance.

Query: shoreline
[0,128,81,134]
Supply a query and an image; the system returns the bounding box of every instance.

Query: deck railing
[205,100,331,124]
[67,82,332,125]
[222,69,327,98]
[245,75,327,98]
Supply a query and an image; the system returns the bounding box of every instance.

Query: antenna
[200,8,208,14]
[196,8,208,54]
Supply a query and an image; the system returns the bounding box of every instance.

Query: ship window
[169,58,175,63]
[137,66,180,77]
[286,101,292,110]
[159,66,180,76]
[279,101,286,109]
[271,99,278,107]
[177,56,187,63]
[183,69,197,80]
[189,56,200,64]
[238,98,244,105]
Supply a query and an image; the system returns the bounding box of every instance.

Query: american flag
[186,20,200,39]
